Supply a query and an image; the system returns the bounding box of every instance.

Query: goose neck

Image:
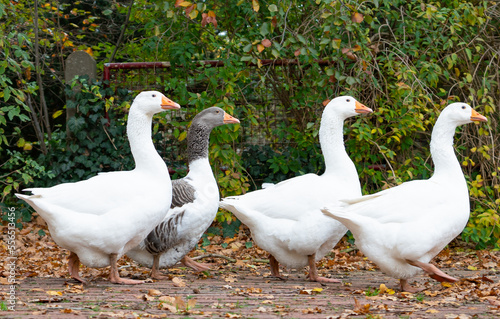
[187,123,212,163]
[319,115,350,174]
[429,117,463,180]
[127,109,167,173]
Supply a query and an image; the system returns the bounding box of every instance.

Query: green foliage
[0,1,48,205]
[36,78,135,186]
[2,0,500,248]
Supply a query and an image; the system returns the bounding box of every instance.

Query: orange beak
[471,108,487,122]
[161,96,181,110]
[355,101,373,114]
[223,112,240,124]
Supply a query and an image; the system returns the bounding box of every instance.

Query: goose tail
[321,206,366,237]
[219,198,262,229]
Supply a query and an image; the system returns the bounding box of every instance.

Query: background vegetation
[1,0,499,248]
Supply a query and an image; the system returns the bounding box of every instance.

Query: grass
[364,287,380,296]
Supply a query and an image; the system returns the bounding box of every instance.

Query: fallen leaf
[143,294,155,301]
[256,306,267,312]
[299,287,323,295]
[60,309,80,314]
[172,277,186,287]
[353,298,371,314]
[426,309,440,313]
[148,289,162,296]
[187,298,197,309]
[159,296,175,303]
[174,295,186,310]
[46,290,63,296]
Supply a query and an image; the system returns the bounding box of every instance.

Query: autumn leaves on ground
[1,217,500,318]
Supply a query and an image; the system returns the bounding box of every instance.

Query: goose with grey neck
[16,91,180,285]
[322,102,487,292]
[220,96,372,283]
[126,107,240,279]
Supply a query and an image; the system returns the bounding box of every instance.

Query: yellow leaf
[189,9,198,19]
[257,44,265,52]
[312,288,323,293]
[17,138,25,148]
[332,38,341,49]
[178,1,192,7]
[379,283,387,294]
[23,143,33,151]
[468,265,477,271]
[252,0,259,12]
[178,131,187,142]
[52,110,63,119]
[352,12,364,23]
[46,290,63,296]
[441,282,453,288]
[426,309,440,313]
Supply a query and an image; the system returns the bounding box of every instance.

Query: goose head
[324,96,373,120]
[439,102,487,126]
[192,106,240,129]
[131,91,181,116]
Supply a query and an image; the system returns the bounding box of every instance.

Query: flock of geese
[16,91,487,292]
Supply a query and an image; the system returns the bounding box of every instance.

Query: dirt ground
[1,221,500,318]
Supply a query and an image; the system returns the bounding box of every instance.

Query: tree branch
[108,0,134,63]
[33,0,51,139]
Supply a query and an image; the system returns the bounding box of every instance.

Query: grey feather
[170,179,196,208]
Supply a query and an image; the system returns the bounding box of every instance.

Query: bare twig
[191,254,236,263]
[33,0,51,140]
[108,0,134,63]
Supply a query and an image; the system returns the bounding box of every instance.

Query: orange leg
[68,252,86,283]
[269,254,285,280]
[399,279,424,293]
[181,256,211,272]
[108,253,144,285]
[150,255,169,280]
[307,254,341,283]
[406,259,458,282]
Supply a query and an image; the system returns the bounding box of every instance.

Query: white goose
[322,102,487,292]
[126,107,240,279]
[16,91,180,285]
[220,96,372,282]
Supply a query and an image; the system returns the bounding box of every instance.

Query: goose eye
[152,94,156,98]
[461,105,466,109]
[346,99,351,102]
